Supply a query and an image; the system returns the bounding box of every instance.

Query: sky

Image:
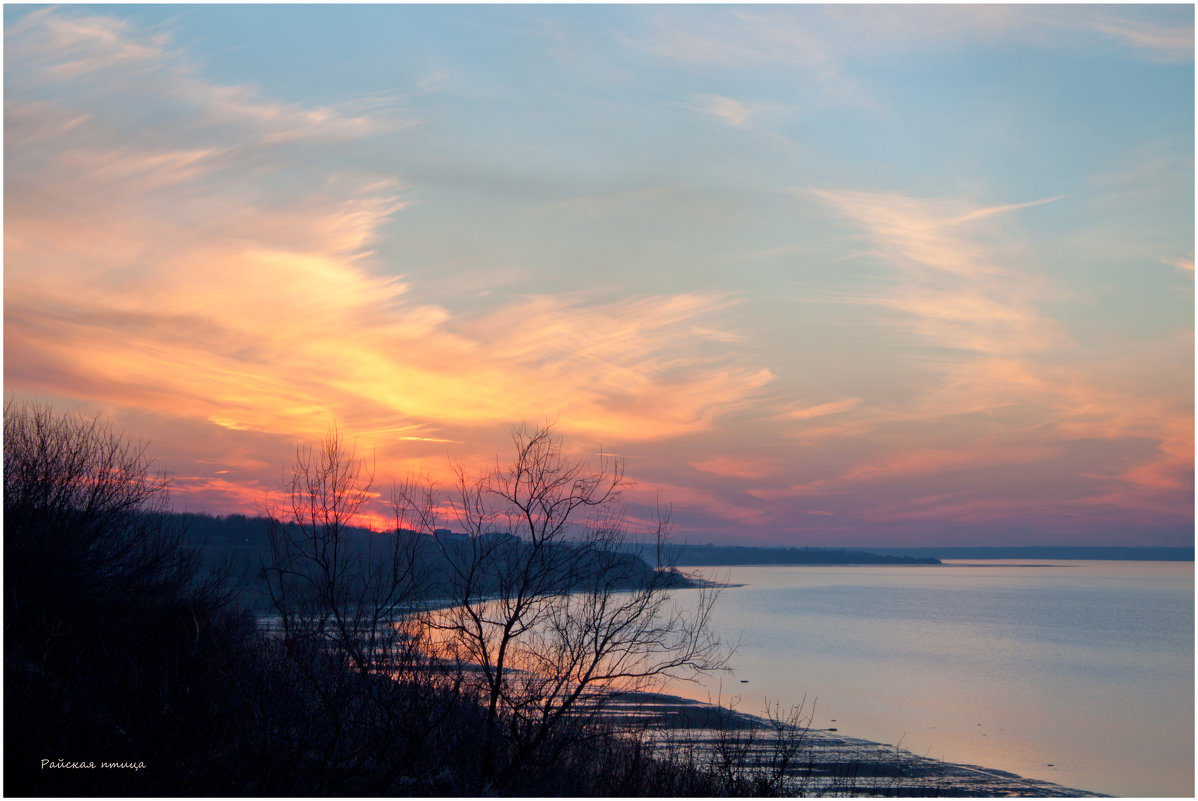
[4,4,1194,547]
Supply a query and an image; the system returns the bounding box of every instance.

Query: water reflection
[659,560,1194,798]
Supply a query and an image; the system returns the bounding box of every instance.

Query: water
[662,561,1193,797]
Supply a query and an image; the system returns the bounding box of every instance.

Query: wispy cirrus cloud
[779,398,861,421]
[808,188,1069,356]
[640,9,862,102]
[5,7,170,79]
[5,6,1189,544]
[776,185,1192,527]
[808,190,1064,280]
[1085,14,1195,63]
[676,94,777,128]
[638,6,1191,111]
[5,8,774,511]
[4,8,410,175]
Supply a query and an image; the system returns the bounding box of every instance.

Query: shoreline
[600,689,1108,797]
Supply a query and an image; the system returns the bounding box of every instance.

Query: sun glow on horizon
[5,5,1192,547]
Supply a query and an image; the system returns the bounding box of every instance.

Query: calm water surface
[663,561,1193,797]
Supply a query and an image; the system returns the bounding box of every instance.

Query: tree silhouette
[393,424,726,787]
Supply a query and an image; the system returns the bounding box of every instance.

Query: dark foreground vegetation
[3,404,812,797]
[5,404,1101,798]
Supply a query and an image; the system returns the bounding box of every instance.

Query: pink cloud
[6,8,1189,544]
[749,443,1062,502]
[808,189,1069,359]
[688,456,775,479]
[6,8,775,512]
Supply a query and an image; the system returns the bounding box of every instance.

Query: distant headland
[868,546,1194,561]
[644,543,941,567]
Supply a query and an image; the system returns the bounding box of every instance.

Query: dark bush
[4,403,255,795]
[4,405,842,797]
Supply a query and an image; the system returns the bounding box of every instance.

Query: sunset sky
[5,4,1193,547]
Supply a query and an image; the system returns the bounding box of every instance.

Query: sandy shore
[600,691,1108,797]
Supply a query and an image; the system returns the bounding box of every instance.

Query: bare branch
[397,423,727,787]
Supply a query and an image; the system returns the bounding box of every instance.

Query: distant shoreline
[652,543,942,567]
[667,546,1194,565]
[602,689,1108,797]
[654,543,1195,567]
[867,546,1194,562]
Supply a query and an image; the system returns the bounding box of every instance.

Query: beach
[603,690,1106,797]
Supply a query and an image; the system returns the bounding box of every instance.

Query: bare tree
[4,402,254,795]
[394,424,726,786]
[264,427,426,674]
[4,400,191,637]
[262,428,468,793]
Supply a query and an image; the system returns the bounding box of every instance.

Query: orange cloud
[6,8,1189,542]
[5,8,774,512]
